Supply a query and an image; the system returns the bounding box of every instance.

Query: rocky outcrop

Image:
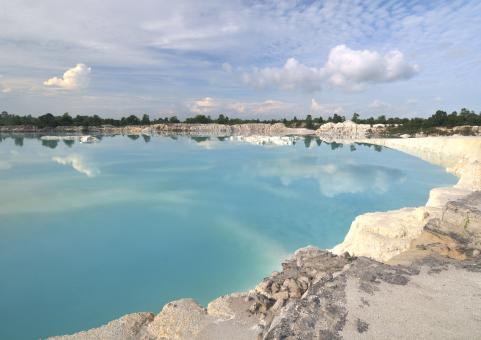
[333,137,481,261]
[432,191,481,249]
[315,121,386,139]
[314,122,481,139]
[332,208,428,262]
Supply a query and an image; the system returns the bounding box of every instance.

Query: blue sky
[0,0,480,119]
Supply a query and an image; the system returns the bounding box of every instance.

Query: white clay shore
[332,136,481,262]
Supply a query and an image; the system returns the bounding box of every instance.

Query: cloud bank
[44,64,91,90]
[243,45,419,92]
[189,97,297,116]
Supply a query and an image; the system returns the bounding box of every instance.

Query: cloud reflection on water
[52,155,100,177]
[251,157,406,197]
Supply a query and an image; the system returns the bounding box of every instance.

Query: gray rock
[426,191,481,250]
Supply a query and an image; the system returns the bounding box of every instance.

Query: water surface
[0,135,456,339]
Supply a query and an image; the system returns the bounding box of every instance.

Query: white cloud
[250,100,286,114]
[44,64,91,90]
[189,97,295,116]
[243,45,419,92]
[324,45,419,90]
[52,155,99,177]
[190,97,217,114]
[243,58,324,92]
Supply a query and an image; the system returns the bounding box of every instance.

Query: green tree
[38,113,57,128]
[332,114,345,123]
[216,114,229,124]
[169,116,180,123]
[351,112,360,123]
[141,114,151,125]
[431,110,448,126]
[377,115,386,124]
[59,112,73,126]
[305,114,314,129]
[124,115,141,125]
[185,115,212,124]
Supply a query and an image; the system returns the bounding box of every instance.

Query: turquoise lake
[0,135,457,340]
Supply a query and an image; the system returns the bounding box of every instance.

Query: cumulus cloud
[44,64,91,90]
[52,155,99,177]
[324,45,419,91]
[243,58,324,92]
[243,45,419,92]
[190,97,218,114]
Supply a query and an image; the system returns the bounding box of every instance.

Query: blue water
[0,135,456,340]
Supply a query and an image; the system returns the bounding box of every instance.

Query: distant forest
[1,108,480,134]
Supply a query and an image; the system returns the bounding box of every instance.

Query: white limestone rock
[316,121,386,139]
[333,136,481,262]
[332,207,428,262]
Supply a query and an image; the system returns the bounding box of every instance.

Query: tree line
[1,108,480,131]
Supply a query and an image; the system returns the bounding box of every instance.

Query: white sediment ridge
[46,124,481,340]
[332,136,481,261]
